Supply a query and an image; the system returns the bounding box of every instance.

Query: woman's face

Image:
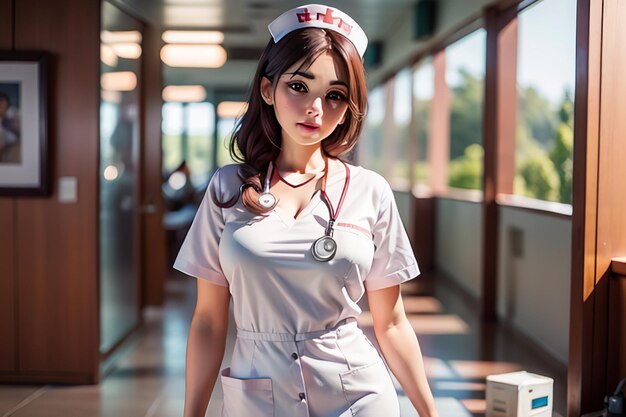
[261,51,349,148]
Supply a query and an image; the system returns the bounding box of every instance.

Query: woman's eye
[327,91,347,102]
[288,82,307,92]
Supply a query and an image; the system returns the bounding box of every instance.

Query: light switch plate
[58,177,78,203]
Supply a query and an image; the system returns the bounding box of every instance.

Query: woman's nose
[306,96,323,116]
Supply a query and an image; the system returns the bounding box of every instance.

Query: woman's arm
[367,284,439,417]
[183,279,231,417]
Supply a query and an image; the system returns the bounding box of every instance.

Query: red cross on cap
[322,7,335,24]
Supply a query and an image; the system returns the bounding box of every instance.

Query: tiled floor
[0,272,567,417]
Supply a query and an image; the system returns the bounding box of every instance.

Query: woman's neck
[275,143,326,174]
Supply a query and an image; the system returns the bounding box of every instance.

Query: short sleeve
[364,181,420,291]
[173,168,228,287]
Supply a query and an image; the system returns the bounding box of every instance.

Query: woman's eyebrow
[284,71,348,87]
[285,70,314,79]
[331,80,348,88]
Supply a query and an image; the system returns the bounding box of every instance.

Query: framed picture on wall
[0,51,49,196]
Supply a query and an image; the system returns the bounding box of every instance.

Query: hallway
[0,272,567,417]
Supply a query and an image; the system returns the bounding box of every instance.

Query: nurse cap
[268,4,368,57]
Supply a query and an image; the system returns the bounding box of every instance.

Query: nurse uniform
[174,161,420,417]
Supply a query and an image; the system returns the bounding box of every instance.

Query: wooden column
[569,0,626,414]
[0,0,16,374]
[481,5,517,322]
[428,51,449,195]
[141,22,167,306]
[382,77,396,180]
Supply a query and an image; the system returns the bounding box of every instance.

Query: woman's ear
[260,77,274,105]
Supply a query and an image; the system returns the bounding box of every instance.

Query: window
[186,102,215,186]
[515,0,576,204]
[162,102,184,175]
[162,102,215,187]
[445,29,486,190]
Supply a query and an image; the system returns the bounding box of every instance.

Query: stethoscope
[258,156,350,262]
[258,161,277,209]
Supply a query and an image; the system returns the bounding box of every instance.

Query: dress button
[299,392,306,400]
[291,352,299,360]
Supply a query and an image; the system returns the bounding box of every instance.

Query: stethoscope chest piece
[311,235,337,262]
[258,192,276,208]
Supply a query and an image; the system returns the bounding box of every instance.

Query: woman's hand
[367,284,440,417]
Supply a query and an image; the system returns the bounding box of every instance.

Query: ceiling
[110,0,419,93]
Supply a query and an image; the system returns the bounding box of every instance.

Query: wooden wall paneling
[0,0,16,374]
[0,0,12,48]
[140,22,167,306]
[14,0,100,380]
[596,0,626,397]
[607,262,626,395]
[0,201,16,373]
[568,0,603,415]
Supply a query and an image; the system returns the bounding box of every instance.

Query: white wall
[435,198,483,298]
[497,208,571,364]
[434,200,571,364]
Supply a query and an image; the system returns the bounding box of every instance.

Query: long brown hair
[214,27,368,215]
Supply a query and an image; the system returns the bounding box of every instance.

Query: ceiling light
[101,30,142,44]
[164,6,223,27]
[162,85,207,102]
[160,44,227,68]
[110,43,142,59]
[100,44,118,67]
[103,165,119,181]
[101,72,137,91]
[217,101,248,119]
[162,30,224,44]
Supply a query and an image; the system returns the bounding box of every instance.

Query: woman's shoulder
[211,163,245,184]
[207,163,244,197]
[342,161,390,195]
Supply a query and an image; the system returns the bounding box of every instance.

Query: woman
[175,4,439,417]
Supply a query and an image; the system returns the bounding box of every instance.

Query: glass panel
[392,68,412,186]
[413,57,434,186]
[99,2,142,353]
[445,29,486,190]
[162,102,184,176]
[516,0,576,204]
[217,115,239,168]
[186,102,215,186]
[359,85,384,174]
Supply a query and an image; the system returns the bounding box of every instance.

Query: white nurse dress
[174,161,420,417]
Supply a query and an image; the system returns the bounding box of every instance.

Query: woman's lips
[297,123,320,132]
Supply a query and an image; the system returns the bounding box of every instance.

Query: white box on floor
[486,371,554,417]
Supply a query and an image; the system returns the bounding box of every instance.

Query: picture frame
[0,51,49,196]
